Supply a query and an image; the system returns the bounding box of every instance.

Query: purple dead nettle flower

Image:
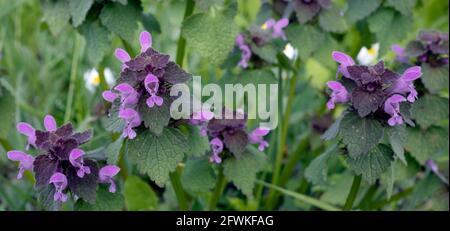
[103,31,192,138]
[6,151,34,179]
[327,51,422,126]
[384,95,407,126]
[392,30,449,67]
[197,109,271,164]
[189,110,215,136]
[262,18,289,40]
[99,165,121,193]
[7,115,120,203]
[391,45,409,64]
[210,138,224,164]
[326,81,350,110]
[249,127,270,151]
[235,18,289,69]
[293,0,331,24]
[49,173,68,202]
[236,34,252,68]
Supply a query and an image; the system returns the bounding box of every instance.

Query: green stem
[175,0,196,67]
[257,180,340,211]
[343,175,362,211]
[121,39,136,57]
[208,166,227,211]
[265,68,299,210]
[372,187,414,210]
[279,133,309,186]
[64,34,82,122]
[358,184,378,210]
[170,165,189,211]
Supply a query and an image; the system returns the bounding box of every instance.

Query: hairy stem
[64,34,82,122]
[208,166,227,211]
[175,0,195,67]
[169,165,189,211]
[343,175,362,211]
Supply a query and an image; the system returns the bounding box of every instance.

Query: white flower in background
[356,43,379,65]
[283,43,298,61]
[83,68,115,93]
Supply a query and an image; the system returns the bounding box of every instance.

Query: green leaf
[384,163,395,199]
[0,88,15,138]
[124,175,158,211]
[340,111,384,158]
[182,3,239,66]
[285,24,325,60]
[345,0,382,24]
[69,0,94,27]
[386,124,407,165]
[405,127,449,164]
[421,64,449,94]
[141,12,161,34]
[312,34,340,69]
[126,128,188,186]
[367,8,412,55]
[36,185,60,211]
[321,113,344,141]
[318,5,348,33]
[411,94,449,129]
[195,0,224,11]
[186,126,210,157]
[250,42,278,64]
[104,101,126,133]
[74,185,124,211]
[100,1,140,42]
[41,0,71,36]
[79,20,111,66]
[347,144,394,185]
[304,144,338,185]
[223,150,266,197]
[138,95,172,135]
[106,137,124,165]
[385,0,416,15]
[181,159,216,194]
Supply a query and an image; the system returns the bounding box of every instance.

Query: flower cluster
[190,109,270,164]
[7,115,120,203]
[392,30,449,67]
[327,51,422,126]
[102,31,192,139]
[235,18,290,69]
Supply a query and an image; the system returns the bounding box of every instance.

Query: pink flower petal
[16,122,35,136]
[44,115,57,132]
[115,48,131,63]
[402,66,422,81]
[102,90,118,102]
[139,31,152,52]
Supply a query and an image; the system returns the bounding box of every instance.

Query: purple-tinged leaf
[222,130,248,158]
[67,159,99,204]
[163,62,192,84]
[33,155,59,187]
[71,129,93,145]
[351,87,385,117]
